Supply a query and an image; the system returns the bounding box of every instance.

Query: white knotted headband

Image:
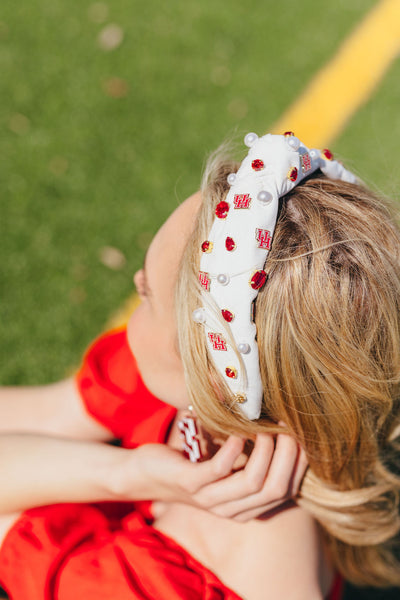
[193,132,358,420]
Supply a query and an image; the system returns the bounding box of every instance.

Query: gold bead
[235,393,247,404]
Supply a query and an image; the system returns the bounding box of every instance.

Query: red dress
[0,329,344,600]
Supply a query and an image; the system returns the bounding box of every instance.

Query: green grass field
[1,0,398,388]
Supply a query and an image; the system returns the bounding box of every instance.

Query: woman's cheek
[127,307,158,377]
[127,306,188,406]
[127,305,147,361]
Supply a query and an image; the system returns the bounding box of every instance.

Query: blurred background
[0,1,399,595]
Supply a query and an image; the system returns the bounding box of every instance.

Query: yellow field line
[271,0,400,147]
[107,0,400,329]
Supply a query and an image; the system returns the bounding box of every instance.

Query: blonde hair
[176,147,400,587]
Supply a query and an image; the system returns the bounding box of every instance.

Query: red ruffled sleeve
[75,327,177,448]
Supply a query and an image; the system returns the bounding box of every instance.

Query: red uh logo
[199,271,211,292]
[300,152,312,173]
[208,333,227,351]
[233,194,251,209]
[255,228,271,250]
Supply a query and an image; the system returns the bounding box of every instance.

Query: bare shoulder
[234,505,334,600]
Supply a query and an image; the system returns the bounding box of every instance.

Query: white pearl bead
[192,308,206,323]
[287,136,300,151]
[227,173,236,185]
[217,273,230,285]
[310,149,317,158]
[244,132,258,147]
[257,190,273,205]
[238,343,251,354]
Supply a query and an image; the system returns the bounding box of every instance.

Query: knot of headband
[193,132,358,420]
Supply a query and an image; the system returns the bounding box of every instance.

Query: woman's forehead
[166,192,202,234]
[151,192,201,257]
[146,192,202,296]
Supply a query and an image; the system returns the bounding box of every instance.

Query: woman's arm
[0,431,307,522]
[0,378,112,441]
[0,432,244,514]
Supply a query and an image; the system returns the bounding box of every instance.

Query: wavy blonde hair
[176,147,400,587]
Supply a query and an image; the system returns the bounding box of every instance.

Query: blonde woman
[0,133,399,599]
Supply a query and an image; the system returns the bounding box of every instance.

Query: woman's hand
[192,432,309,522]
[121,431,308,522]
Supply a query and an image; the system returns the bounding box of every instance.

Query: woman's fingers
[185,435,245,493]
[258,432,299,499]
[193,433,274,507]
[183,428,309,522]
[209,433,301,518]
[230,447,309,522]
[241,433,275,490]
[208,435,246,478]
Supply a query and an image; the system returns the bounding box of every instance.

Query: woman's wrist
[102,444,165,503]
[98,445,144,501]
[104,443,187,504]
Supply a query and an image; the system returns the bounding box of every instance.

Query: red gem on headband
[225,237,236,251]
[251,159,264,171]
[201,240,213,253]
[250,270,267,290]
[284,131,294,137]
[215,201,230,219]
[225,366,237,379]
[288,166,298,182]
[322,148,334,160]
[221,309,234,322]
